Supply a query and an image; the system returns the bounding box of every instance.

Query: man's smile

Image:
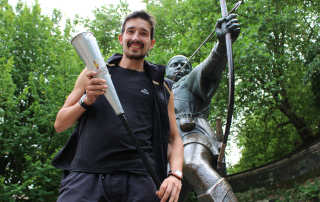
[128,41,144,49]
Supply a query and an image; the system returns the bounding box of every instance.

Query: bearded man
[53,10,183,202]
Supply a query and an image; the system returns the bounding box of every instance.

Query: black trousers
[57,172,160,202]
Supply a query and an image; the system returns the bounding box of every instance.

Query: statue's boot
[182,142,238,202]
[197,178,238,202]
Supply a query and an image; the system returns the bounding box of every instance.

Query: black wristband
[79,94,91,109]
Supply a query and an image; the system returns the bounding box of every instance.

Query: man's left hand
[156,176,182,202]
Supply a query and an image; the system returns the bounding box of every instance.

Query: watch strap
[79,94,90,109]
[168,170,183,180]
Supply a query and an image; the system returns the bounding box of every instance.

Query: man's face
[166,57,192,82]
[119,18,155,60]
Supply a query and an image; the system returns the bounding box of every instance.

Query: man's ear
[149,39,155,50]
[119,34,123,45]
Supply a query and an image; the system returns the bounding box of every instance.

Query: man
[53,11,183,202]
[165,15,240,201]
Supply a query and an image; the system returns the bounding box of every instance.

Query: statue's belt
[176,113,201,132]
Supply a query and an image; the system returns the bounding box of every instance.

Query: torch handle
[118,114,161,189]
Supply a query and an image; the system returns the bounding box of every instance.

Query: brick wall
[226,139,320,192]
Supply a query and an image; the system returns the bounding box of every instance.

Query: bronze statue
[166,14,240,202]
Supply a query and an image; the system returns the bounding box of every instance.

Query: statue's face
[166,57,192,82]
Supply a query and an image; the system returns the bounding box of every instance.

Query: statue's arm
[185,42,227,102]
[201,42,228,81]
[185,14,240,101]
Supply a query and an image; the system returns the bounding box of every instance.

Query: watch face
[81,94,86,103]
[174,170,182,177]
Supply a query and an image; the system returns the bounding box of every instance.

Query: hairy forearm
[54,68,90,133]
[54,103,86,133]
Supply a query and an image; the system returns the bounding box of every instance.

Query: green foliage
[0,0,132,200]
[76,0,130,58]
[229,0,320,173]
[1,0,320,200]
[144,0,320,173]
[304,38,320,113]
[235,179,320,201]
[185,191,198,202]
[298,180,320,200]
[0,0,81,200]
[143,0,221,66]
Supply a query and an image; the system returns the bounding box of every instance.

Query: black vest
[71,66,155,174]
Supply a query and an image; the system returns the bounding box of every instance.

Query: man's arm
[54,68,108,133]
[156,90,183,202]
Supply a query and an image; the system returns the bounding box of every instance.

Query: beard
[124,51,147,60]
[123,41,148,60]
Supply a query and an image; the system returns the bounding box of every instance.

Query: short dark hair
[121,10,156,40]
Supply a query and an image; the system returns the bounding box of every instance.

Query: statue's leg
[183,143,238,202]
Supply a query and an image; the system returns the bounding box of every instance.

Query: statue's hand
[215,14,241,45]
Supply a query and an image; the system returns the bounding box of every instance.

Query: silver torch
[71,32,161,189]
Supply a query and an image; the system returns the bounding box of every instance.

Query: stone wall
[226,139,320,192]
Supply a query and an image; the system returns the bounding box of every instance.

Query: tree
[76,0,130,58]
[0,0,132,200]
[229,0,320,172]
[143,0,320,174]
[1,0,319,200]
[0,1,82,200]
[305,38,320,113]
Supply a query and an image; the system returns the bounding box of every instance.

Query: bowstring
[170,1,242,81]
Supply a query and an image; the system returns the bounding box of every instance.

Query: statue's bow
[217,0,241,170]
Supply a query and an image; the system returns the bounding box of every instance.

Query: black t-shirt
[71,65,155,174]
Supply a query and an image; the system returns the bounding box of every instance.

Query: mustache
[127,41,144,48]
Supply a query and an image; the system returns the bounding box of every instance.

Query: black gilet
[70,65,155,174]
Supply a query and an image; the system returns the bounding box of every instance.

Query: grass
[235,177,320,202]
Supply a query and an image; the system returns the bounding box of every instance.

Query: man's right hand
[54,68,109,133]
[84,71,108,105]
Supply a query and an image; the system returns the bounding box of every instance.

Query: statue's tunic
[173,64,223,157]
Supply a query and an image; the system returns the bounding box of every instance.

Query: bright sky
[8,0,146,31]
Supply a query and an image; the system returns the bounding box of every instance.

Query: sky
[8,0,147,32]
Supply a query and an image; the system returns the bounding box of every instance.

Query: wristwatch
[79,94,91,109]
[168,170,183,180]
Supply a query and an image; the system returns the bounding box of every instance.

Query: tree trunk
[276,92,314,146]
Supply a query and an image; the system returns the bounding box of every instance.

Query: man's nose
[132,31,140,41]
